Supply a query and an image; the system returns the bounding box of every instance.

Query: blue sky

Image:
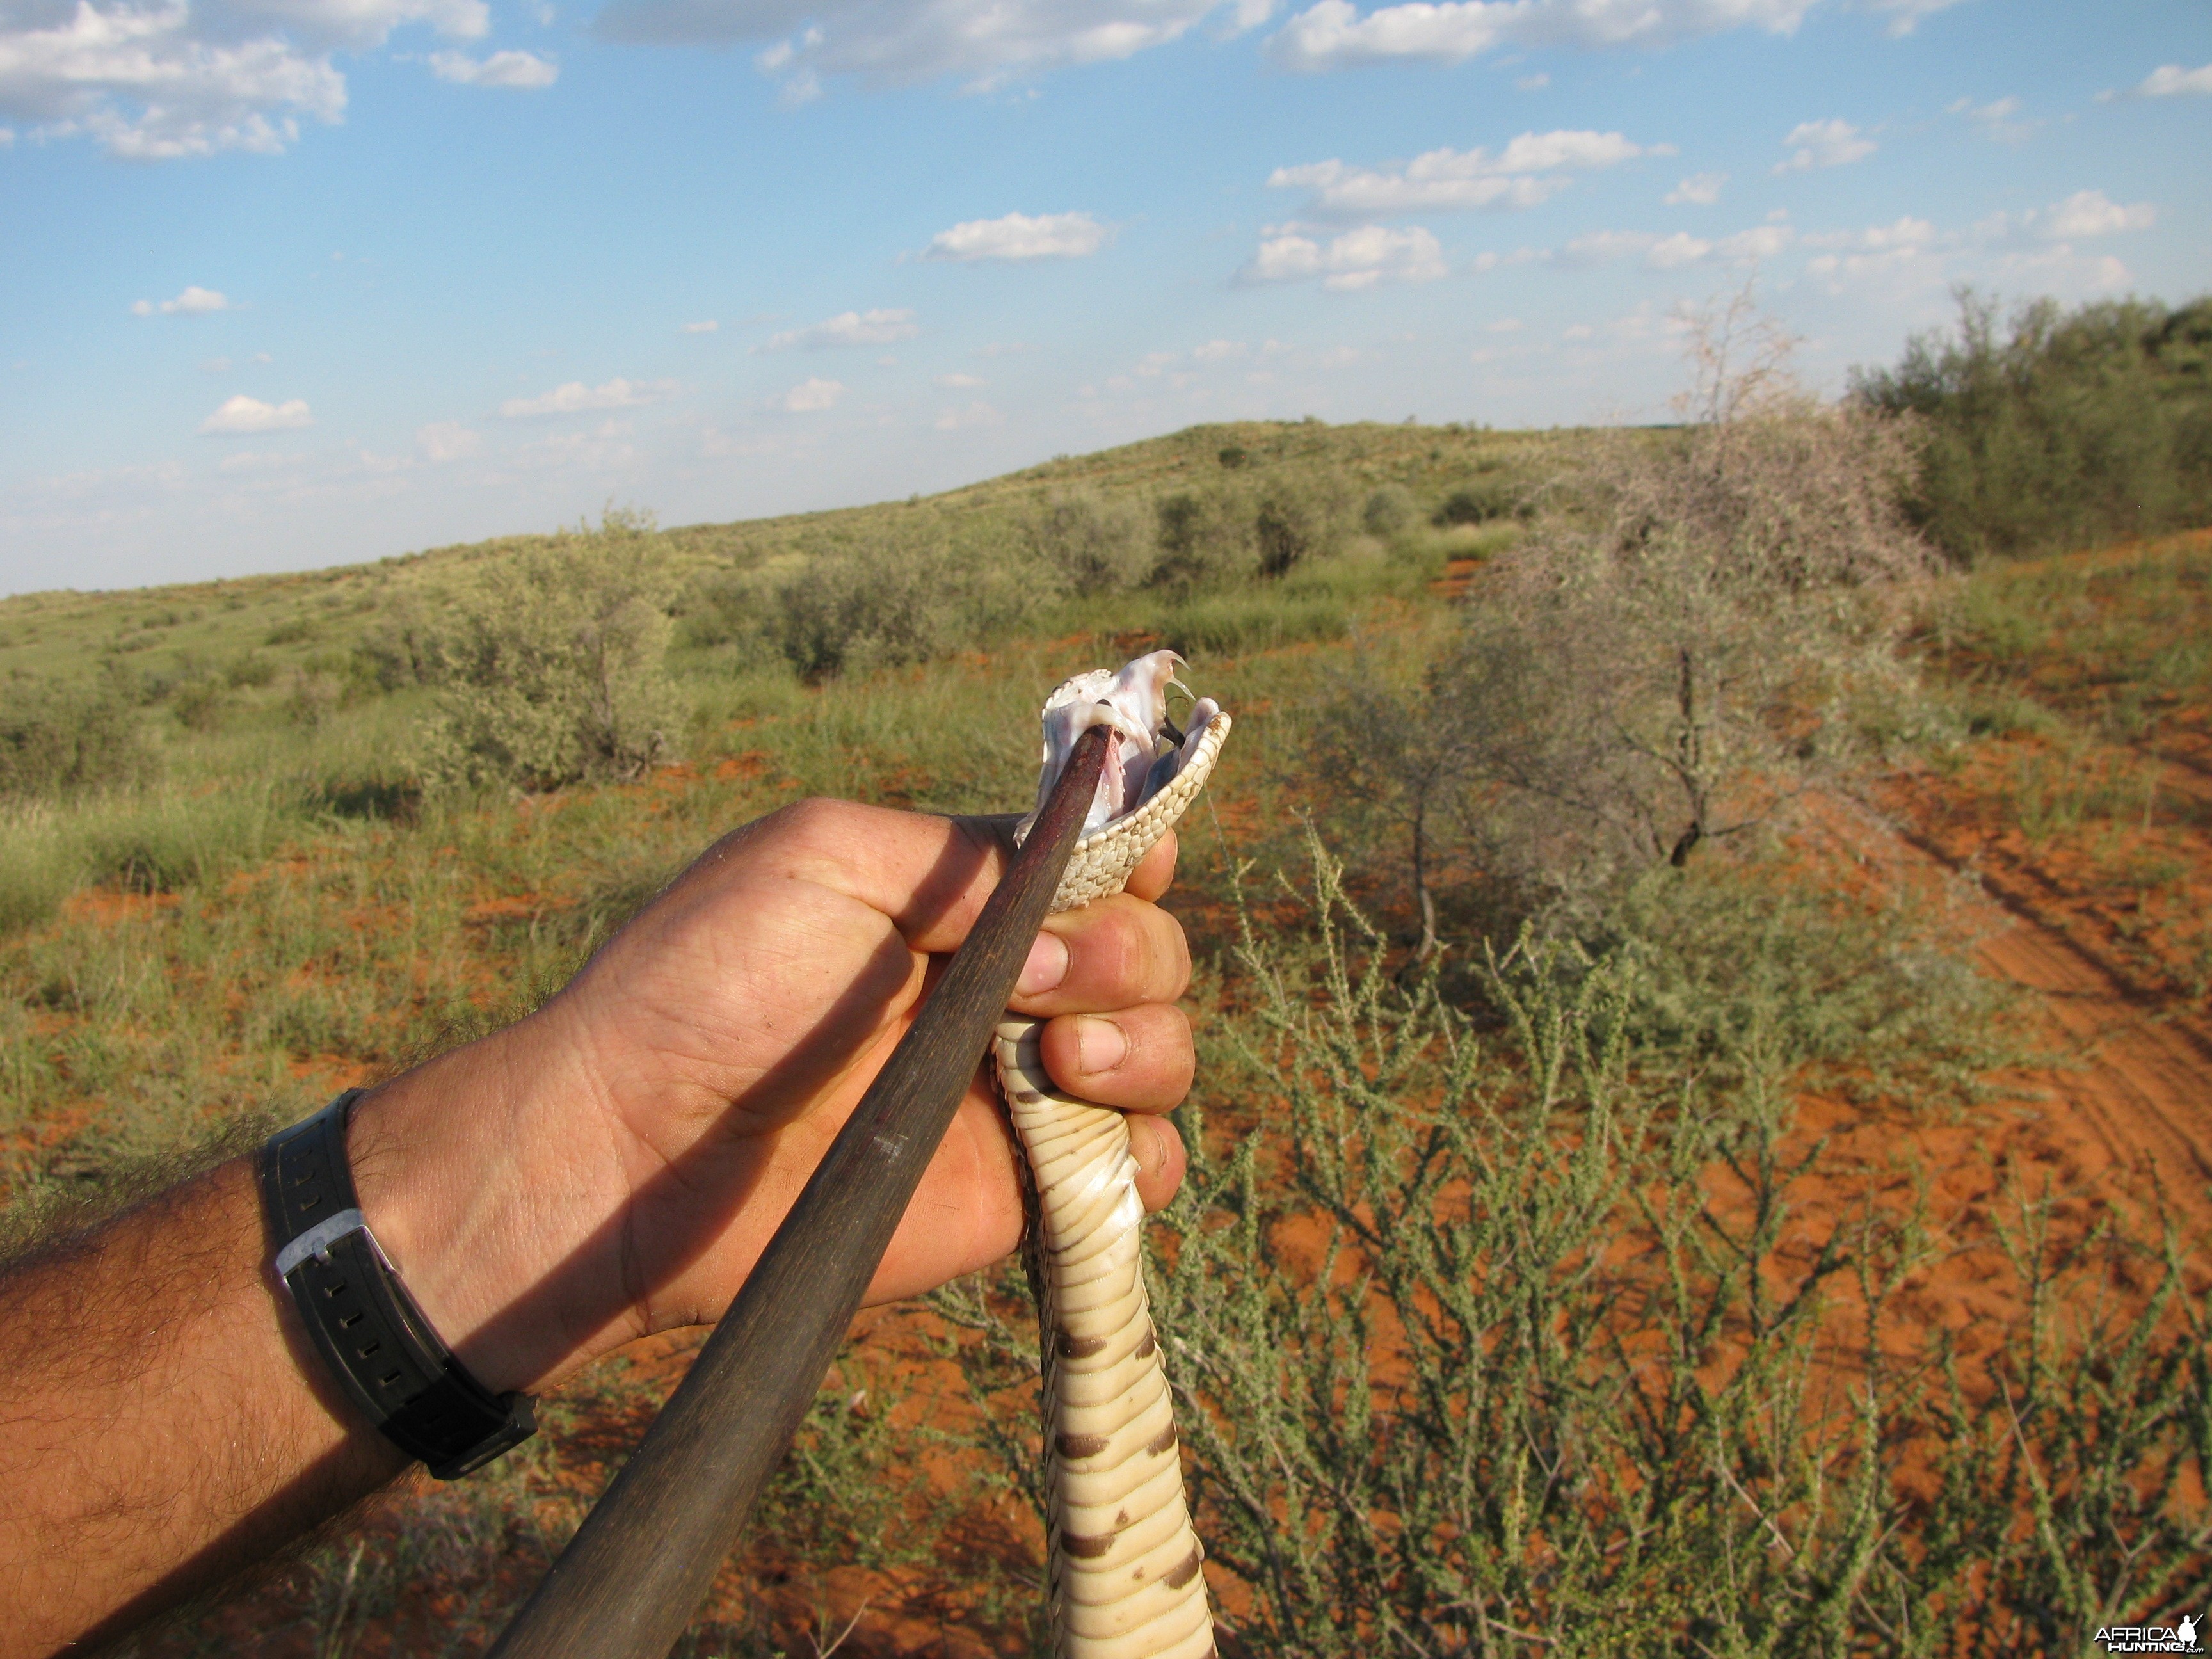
[1,0,2205,594]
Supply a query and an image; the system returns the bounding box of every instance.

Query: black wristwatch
[259,1091,536,1480]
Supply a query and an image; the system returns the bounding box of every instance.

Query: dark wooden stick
[485,724,1111,1659]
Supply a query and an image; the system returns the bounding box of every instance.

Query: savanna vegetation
[3,290,2209,1656]
[1853,288,2212,564]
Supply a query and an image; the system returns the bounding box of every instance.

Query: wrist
[342,1009,637,1395]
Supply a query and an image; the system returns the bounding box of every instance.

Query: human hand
[344,799,1194,1398]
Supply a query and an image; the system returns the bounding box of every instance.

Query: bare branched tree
[1448,287,1933,902]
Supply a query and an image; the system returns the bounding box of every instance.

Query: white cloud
[1270,130,1654,217]
[1948,94,2031,143]
[1803,215,1936,252]
[1974,192,2158,249]
[198,394,312,433]
[781,376,844,412]
[415,420,481,461]
[0,0,485,158]
[922,211,1110,262]
[1643,230,1710,269]
[1516,70,1546,88]
[682,319,718,333]
[1774,118,1874,172]
[499,376,678,417]
[1190,339,1247,360]
[131,284,232,315]
[216,447,307,474]
[1241,223,1447,290]
[429,49,558,86]
[1803,216,1938,286]
[763,308,919,349]
[1665,170,1725,205]
[596,0,1256,92]
[1713,223,1792,260]
[2037,189,2155,240]
[1552,221,1792,269]
[934,371,985,387]
[1486,316,1520,332]
[1863,0,1967,35]
[1550,228,1656,267]
[934,400,1003,430]
[1265,0,1816,71]
[2129,62,2212,98]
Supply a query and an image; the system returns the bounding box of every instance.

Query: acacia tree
[1448,291,1932,900]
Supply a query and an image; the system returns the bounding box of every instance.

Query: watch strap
[260,1091,536,1480]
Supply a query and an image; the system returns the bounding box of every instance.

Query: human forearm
[0,801,1196,1651]
[0,1157,405,1656]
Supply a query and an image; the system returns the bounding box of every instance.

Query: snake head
[1025,650,1224,836]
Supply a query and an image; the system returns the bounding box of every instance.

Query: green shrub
[355,597,453,691]
[224,654,276,689]
[1432,478,1527,525]
[285,671,343,730]
[774,523,1046,681]
[672,566,776,653]
[171,678,231,733]
[1253,471,1353,577]
[1852,290,2212,562]
[0,687,156,801]
[1026,488,1151,595]
[1361,483,1418,537]
[422,527,680,790]
[1151,485,1258,591]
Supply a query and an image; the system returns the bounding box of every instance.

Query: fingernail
[1075,1016,1128,1075]
[1018,932,1070,996]
[1132,1118,1164,1176]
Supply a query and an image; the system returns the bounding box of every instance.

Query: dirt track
[1864,768,2212,1240]
[1973,902,2212,1230]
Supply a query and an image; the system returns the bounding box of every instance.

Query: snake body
[991,654,1228,1659]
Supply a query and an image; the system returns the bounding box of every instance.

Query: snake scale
[994,651,1229,1659]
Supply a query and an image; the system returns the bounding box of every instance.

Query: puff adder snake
[998,650,1230,1659]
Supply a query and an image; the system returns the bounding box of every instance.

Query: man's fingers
[1013,894,1190,1016]
[1125,831,1178,903]
[1128,1114,1187,1212]
[720,799,1013,954]
[1036,1002,1194,1112]
[727,803,1183,959]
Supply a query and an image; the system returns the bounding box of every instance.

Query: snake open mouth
[1023,650,1224,838]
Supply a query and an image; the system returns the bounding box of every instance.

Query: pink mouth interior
[1027,650,1220,836]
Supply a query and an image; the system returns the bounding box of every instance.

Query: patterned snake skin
[993,653,1230,1659]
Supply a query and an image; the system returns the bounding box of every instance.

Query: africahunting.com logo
[2094,1615,2202,1654]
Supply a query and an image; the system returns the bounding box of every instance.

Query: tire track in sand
[1872,801,2212,1235]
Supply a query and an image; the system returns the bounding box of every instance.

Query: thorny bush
[933,841,2210,1655]
[1440,294,1934,904]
